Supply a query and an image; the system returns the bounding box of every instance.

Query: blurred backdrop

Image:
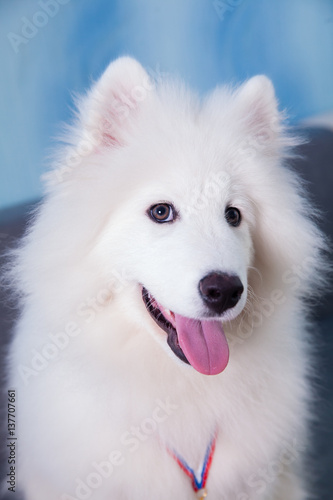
[0,0,333,209]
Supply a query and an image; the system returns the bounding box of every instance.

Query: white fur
[6,57,326,500]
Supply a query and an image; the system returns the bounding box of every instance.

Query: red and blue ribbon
[167,430,217,493]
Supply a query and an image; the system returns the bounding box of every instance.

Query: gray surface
[0,129,332,499]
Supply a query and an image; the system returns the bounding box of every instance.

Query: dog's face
[95,161,254,374]
[51,58,303,376]
[89,83,261,375]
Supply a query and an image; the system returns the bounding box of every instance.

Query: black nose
[199,272,244,315]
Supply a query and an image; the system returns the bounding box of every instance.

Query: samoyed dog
[7,57,325,500]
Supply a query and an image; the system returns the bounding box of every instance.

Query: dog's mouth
[142,287,189,366]
[142,287,229,376]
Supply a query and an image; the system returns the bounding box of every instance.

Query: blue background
[0,0,333,210]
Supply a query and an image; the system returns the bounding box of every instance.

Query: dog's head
[31,58,324,376]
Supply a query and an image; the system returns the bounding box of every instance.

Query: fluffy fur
[6,57,326,499]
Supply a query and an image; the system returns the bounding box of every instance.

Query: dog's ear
[77,57,153,149]
[46,58,154,186]
[235,76,284,152]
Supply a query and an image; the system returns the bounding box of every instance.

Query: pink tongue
[174,315,229,375]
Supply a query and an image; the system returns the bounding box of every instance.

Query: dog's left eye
[148,203,176,223]
[225,206,241,227]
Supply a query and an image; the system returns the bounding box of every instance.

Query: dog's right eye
[148,203,176,223]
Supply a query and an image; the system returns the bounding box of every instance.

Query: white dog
[7,57,325,500]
